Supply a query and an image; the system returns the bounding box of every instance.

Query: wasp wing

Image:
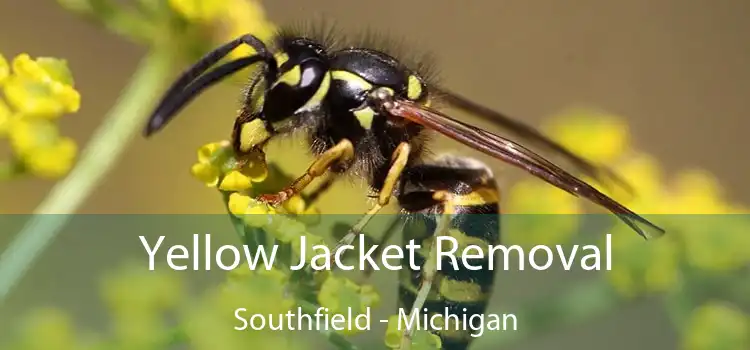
[434,87,633,195]
[384,98,665,239]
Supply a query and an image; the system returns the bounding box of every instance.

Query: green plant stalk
[0,49,174,306]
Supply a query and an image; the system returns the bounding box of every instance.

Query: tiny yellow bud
[197,141,228,163]
[168,0,226,23]
[282,195,306,215]
[318,275,379,315]
[223,0,277,60]
[227,193,252,216]
[266,215,307,242]
[21,308,77,350]
[12,54,49,81]
[684,302,749,350]
[384,315,441,349]
[219,170,253,191]
[3,75,80,118]
[359,284,381,309]
[227,266,251,281]
[0,54,8,85]
[0,99,12,135]
[242,204,274,227]
[384,315,403,348]
[24,137,77,178]
[8,118,60,156]
[190,162,219,186]
[3,54,79,117]
[544,109,630,164]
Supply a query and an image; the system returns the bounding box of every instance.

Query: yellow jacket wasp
[144,25,664,349]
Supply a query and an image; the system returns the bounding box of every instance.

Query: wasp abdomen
[398,156,501,350]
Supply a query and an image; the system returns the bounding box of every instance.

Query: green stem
[0,50,173,306]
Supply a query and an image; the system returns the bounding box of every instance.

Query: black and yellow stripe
[397,156,500,350]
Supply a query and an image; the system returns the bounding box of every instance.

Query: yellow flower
[101,262,185,316]
[190,162,220,186]
[266,214,307,243]
[182,269,301,350]
[227,192,276,228]
[282,195,307,215]
[0,53,8,85]
[219,268,294,315]
[663,170,729,214]
[7,118,78,178]
[4,54,80,118]
[219,170,253,191]
[506,179,581,215]
[684,302,749,350]
[384,315,442,349]
[18,308,78,350]
[0,98,12,135]
[190,141,268,190]
[197,141,227,162]
[318,275,380,335]
[220,0,277,59]
[606,153,665,210]
[543,108,630,164]
[23,136,77,178]
[677,214,750,271]
[168,0,227,23]
[504,179,581,247]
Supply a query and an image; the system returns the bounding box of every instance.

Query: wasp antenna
[144,56,268,136]
[144,34,276,137]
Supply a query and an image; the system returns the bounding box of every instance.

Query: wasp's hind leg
[397,155,501,350]
[256,139,355,206]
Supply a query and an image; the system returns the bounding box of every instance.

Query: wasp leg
[398,156,501,350]
[400,191,456,350]
[332,142,411,251]
[257,139,354,206]
[302,172,339,208]
[361,217,403,279]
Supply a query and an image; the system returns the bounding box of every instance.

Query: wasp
[144,24,664,349]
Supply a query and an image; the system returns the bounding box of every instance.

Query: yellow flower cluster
[183,266,306,350]
[101,263,184,348]
[190,140,382,342]
[317,275,381,335]
[190,140,317,217]
[503,108,750,298]
[683,301,749,350]
[0,53,80,179]
[168,0,277,59]
[191,141,268,191]
[9,308,86,350]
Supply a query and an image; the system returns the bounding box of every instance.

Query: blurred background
[0,0,748,349]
